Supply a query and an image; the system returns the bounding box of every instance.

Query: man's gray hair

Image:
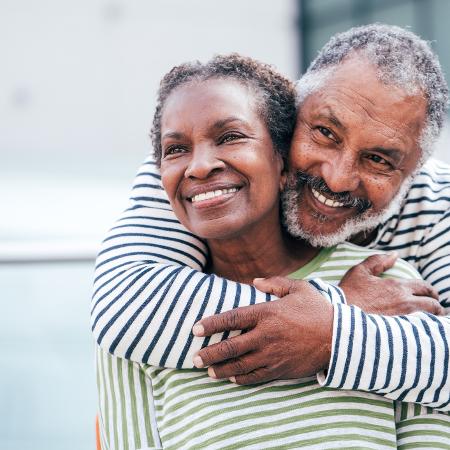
[297,23,449,159]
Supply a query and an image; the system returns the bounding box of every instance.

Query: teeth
[311,188,345,208]
[191,188,238,203]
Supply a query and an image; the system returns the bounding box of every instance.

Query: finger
[358,252,398,277]
[208,354,262,379]
[194,332,256,368]
[193,304,263,337]
[412,296,445,316]
[405,279,440,300]
[230,367,276,385]
[253,276,297,297]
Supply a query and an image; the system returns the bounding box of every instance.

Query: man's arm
[92,157,449,410]
[91,157,343,368]
[192,262,450,411]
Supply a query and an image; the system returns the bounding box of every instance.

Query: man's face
[285,56,428,246]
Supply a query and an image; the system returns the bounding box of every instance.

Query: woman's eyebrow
[212,117,249,130]
[161,131,185,140]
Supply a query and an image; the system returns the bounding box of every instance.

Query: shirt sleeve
[322,166,450,412]
[91,157,343,368]
[318,303,450,411]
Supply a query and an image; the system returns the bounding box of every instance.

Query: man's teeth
[311,188,345,208]
[191,188,238,203]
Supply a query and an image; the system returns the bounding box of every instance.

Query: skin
[290,56,427,243]
[192,57,443,384]
[160,78,320,285]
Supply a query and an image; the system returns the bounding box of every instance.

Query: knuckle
[221,310,240,331]
[233,358,248,375]
[198,347,212,365]
[221,338,239,359]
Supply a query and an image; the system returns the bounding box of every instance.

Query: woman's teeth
[191,188,239,203]
[311,188,345,208]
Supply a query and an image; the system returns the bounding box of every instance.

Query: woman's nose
[184,148,226,179]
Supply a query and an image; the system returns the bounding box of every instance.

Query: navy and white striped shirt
[91,156,450,410]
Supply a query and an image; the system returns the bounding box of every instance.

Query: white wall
[1,0,299,245]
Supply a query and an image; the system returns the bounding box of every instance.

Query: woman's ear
[280,170,288,191]
[278,156,288,191]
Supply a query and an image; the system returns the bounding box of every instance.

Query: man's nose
[320,152,360,193]
[184,147,226,179]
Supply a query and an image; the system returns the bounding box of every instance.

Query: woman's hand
[339,253,444,315]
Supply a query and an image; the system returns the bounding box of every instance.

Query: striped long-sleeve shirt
[91,156,450,410]
[97,248,448,450]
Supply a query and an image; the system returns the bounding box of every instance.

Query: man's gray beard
[281,173,414,248]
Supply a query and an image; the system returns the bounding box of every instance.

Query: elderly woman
[94,54,447,450]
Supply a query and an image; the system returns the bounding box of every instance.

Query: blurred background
[1,0,449,448]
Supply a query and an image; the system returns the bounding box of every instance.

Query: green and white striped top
[96,242,450,449]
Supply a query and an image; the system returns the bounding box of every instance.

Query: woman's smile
[160,78,284,241]
[188,186,241,208]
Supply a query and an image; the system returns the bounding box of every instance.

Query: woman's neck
[207,216,320,284]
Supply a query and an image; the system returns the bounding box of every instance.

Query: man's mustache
[291,171,372,213]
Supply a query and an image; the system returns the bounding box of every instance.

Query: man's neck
[350,227,378,246]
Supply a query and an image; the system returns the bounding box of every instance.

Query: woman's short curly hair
[151,53,297,165]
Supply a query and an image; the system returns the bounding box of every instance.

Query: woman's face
[160,78,285,240]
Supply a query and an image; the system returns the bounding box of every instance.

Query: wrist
[316,302,334,372]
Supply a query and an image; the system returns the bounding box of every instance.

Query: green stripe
[117,361,129,450]
[150,369,208,393]
[156,378,390,420]
[107,353,119,450]
[99,349,110,446]
[153,375,317,406]
[138,367,155,447]
[397,417,450,428]
[162,396,394,440]
[127,362,141,449]
[289,246,336,279]
[398,443,450,449]
[398,429,450,439]
[168,418,396,450]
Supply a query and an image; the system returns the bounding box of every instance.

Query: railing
[0,240,98,263]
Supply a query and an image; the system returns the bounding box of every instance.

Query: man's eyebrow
[317,107,347,131]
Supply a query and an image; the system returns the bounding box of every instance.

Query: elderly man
[93,24,450,448]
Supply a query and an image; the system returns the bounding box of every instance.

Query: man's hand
[192,278,333,385]
[339,252,444,315]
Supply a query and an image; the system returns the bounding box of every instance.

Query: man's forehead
[301,63,427,134]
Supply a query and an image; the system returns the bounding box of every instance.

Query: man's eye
[219,132,244,144]
[317,126,335,140]
[368,154,389,165]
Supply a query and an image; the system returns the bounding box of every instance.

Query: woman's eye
[219,133,244,144]
[163,145,187,157]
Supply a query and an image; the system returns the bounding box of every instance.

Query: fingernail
[229,376,236,383]
[208,367,216,378]
[192,323,205,336]
[253,278,265,282]
[193,355,204,368]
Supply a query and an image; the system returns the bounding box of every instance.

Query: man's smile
[311,188,345,208]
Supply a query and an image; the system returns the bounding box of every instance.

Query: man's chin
[292,216,378,248]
